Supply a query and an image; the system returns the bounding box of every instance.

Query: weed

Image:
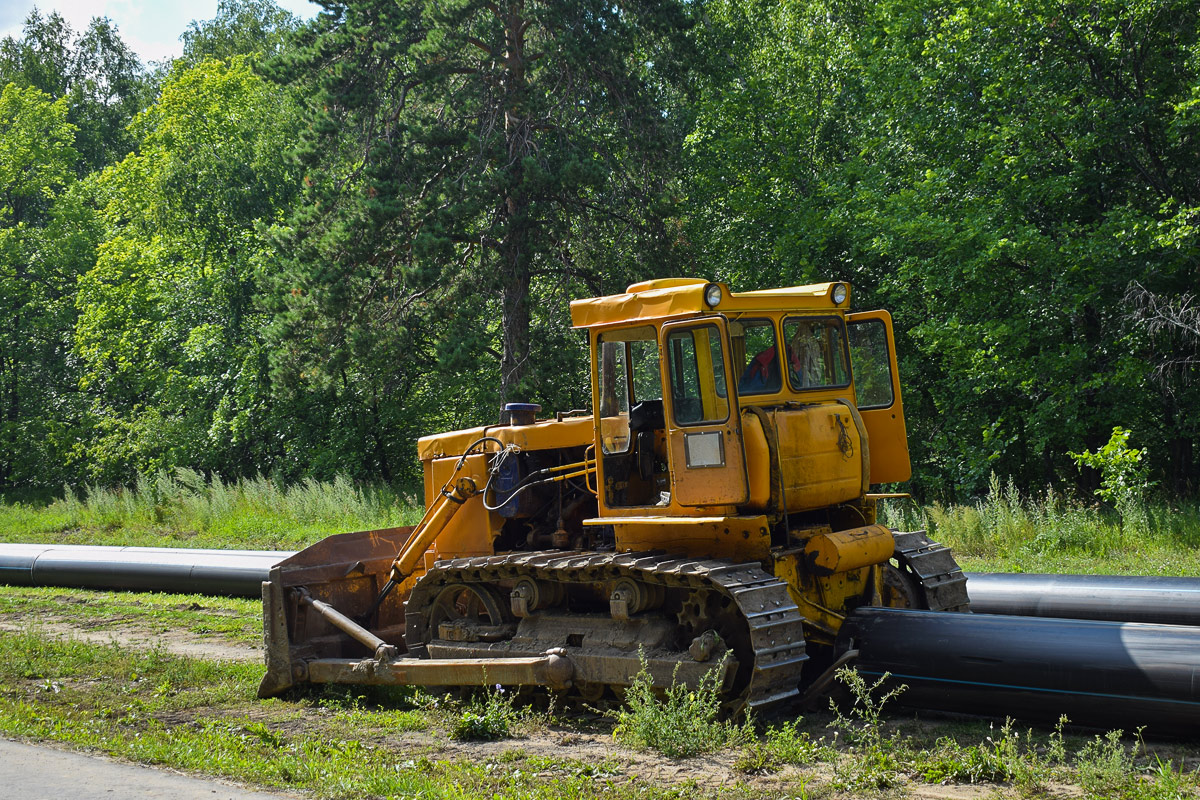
[878,476,1200,575]
[915,718,1063,794]
[735,720,830,774]
[0,470,421,550]
[610,656,752,758]
[1141,755,1200,800]
[1070,427,1155,511]
[450,685,518,741]
[826,667,907,791]
[1076,729,1140,799]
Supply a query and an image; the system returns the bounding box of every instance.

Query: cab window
[847,319,895,408]
[665,324,730,426]
[733,319,781,395]
[597,326,659,455]
[782,316,850,390]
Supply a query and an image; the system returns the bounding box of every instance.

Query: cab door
[660,317,749,506]
[846,310,911,484]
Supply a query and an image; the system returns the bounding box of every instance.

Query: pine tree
[269,0,694,415]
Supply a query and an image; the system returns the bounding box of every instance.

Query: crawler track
[893,530,970,612]
[404,550,809,711]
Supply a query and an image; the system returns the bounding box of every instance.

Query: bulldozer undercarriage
[405,551,808,712]
[261,529,967,713]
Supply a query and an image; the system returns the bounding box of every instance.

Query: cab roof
[568,278,851,329]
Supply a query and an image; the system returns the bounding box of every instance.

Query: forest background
[2,0,1199,505]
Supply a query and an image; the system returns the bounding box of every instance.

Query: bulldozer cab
[581,279,912,523]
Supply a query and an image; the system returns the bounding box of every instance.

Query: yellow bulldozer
[259,278,968,711]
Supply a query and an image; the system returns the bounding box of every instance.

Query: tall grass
[3,469,1200,574]
[0,469,423,550]
[881,473,1200,575]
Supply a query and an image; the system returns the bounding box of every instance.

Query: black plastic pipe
[0,544,292,598]
[4,545,1200,731]
[965,572,1200,626]
[838,607,1200,735]
[3,545,1200,626]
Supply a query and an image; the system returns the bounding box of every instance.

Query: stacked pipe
[838,607,1200,735]
[0,543,291,598]
[1,543,1198,732]
[965,571,1200,626]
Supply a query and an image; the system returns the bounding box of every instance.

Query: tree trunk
[498,0,531,404]
[0,349,9,487]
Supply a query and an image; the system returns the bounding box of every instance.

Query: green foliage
[686,0,1200,501]
[1070,426,1156,509]
[734,720,830,774]
[610,657,752,758]
[0,81,95,490]
[181,0,301,66]
[4,0,1200,505]
[267,0,695,429]
[0,631,679,800]
[76,56,301,483]
[826,667,907,791]
[0,10,151,173]
[916,718,1065,792]
[450,686,519,741]
[1071,729,1200,800]
[1076,730,1141,800]
[880,478,1200,574]
[0,82,75,200]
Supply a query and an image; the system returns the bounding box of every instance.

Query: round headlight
[703,283,723,308]
[831,283,848,305]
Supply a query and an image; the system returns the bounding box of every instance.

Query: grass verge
[0,629,701,800]
[0,470,422,550]
[0,611,1197,800]
[5,471,1200,575]
[882,474,1200,575]
[0,584,261,645]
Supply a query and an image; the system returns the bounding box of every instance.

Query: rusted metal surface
[258,526,415,698]
[427,640,732,692]
[303,650,574,690]
[426,609,735,691]
[296,589,396,659]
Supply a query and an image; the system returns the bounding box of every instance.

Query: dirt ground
[1,600,1193,800]
[0,614,258,661]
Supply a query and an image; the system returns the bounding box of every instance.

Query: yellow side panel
[741,412,771,512]
[774,404,863,511]
[426,454,502,560]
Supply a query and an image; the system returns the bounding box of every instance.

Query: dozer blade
[259,527,592,698]
[260,526,415,697]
